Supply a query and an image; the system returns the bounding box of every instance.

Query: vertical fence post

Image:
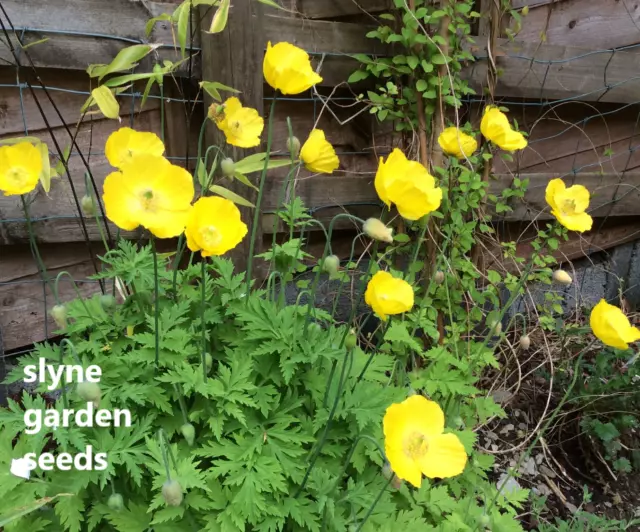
[199,0,265,275]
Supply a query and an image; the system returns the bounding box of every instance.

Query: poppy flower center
[7,167,30,187]
[139,189,158,212]
[403,432,429,460]
[559,197,577,215]
[199,225,222,248]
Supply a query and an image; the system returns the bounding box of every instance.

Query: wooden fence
[1,0,640,352]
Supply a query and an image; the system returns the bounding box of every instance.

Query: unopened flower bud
[162,480,183,507]
[490,320,502,335]
[453,416,464,428]
[321,254,340,277]
[478,514,491,528]
[81,195,96,217]
[77,382,101,405]
[221,157,235,177]
[108,493,124,511]
[363,218,393,243]
[205,352,213,373]
[309,322,322,334]
[100,294,116,311]
[519,335,531,350]
[382,462,393,480]
[521,5,529,16]
[552,269,572,285]
[345,329,357,350]
[391,475,403,489]
[434,271,445,285]
[286,136,301,157]
[50,304,68,330]
[180,423,195,446]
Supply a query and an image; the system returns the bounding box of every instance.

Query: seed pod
[344,329,357,350]
[100,294,116,311]
[434,271,445,285]
[286,136,301,157]
[221,157,235,177]
[321,255,340,277]
[81,195,96,217]
[519,335,531,350]
[363,218,393,243]
[207,103,224,122]
[77,382,101,403]
[162,480,183,507]
[180,423,196,446]
[50,304,68,330]
[107,493,124,512]
[552,269,572,286]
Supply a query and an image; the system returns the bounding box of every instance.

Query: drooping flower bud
[180,423,195,446]
[363,218,393,243]
[77,382,102,406]
[286,136,301,157]
[108,493,124,512]
[309,322,322,334]
[490,320,502,335]
[162,480,183,507]
[344,328,357,350]
[205,352,213,374]
[81,195,96,217]
[519,335,531,350]
[221,157,235,177]
[434,271,445,285]
[478,514,491,529]
[521,5,529,15]
[552,269,572,285]
[50,304,68,330]
[100,294,116,312]
[321,254,340,277]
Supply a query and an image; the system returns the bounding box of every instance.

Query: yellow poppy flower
[545,178,593,233]
[364,271,414,321]
[185,196,248,257]
[0,142,43,196]
[300,129,339,174]
[214,97,264,148]
[438,127,478,158]
[263,41,323,95]
[383,395,467,488]
[590,299,640,350]
[102,154,194,238]
[105,127,164,169]
[374,148,442,221]
[480,107,527,152]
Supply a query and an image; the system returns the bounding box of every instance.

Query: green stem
[354,476,394,531]
[158,429,172,481]
[21,196,54,299]
[246,95,278,297]
[174,384,190,424]
[295,349,352,497]
[200,258,208,383]
[151,237,160,369]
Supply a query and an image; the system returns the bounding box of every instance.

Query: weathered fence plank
[0,0,193,74]
[298,0,392,19]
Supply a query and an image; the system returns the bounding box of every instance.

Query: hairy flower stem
[151,237,160,369]
[354,475,394,531]
[200,258,208,383]
[246,95,278,298]
[295,350,352,497]
[21,196,54,298]
[158,429,172,481]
